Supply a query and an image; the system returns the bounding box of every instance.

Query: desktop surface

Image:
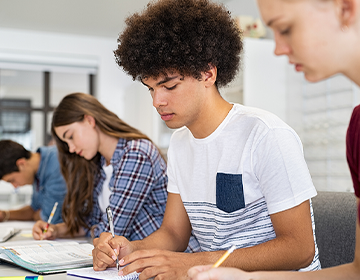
[0,221,92,279]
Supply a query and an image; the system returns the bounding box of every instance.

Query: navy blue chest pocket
[216,173,245,213]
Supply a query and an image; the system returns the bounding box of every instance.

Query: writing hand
[93,232,134,271]
[32,220,57,240]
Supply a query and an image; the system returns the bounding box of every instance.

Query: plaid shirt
[86,138,167,241]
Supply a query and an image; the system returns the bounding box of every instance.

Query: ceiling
[0,0,231,39]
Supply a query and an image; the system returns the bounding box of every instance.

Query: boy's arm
[0,205,38,221]
[133,192,193,251]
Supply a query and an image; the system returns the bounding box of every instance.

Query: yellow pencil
[43,202,58,234]
[212,245,236,268]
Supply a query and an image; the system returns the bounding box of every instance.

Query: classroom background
[0,0,359,210]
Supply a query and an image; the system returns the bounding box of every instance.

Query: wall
[287,71,360,192]
[242,38,287,122]
[0,28,137,127]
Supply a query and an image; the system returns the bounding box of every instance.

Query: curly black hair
[115,0,243,88]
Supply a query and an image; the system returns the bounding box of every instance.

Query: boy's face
[2,165,34,188]
[142,72,208,132]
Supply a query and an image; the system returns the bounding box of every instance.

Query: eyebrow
[266,16,281,27]
[142,75,179,88]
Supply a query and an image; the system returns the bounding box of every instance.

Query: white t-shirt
[167,103,320,271]
[98,163,113,213]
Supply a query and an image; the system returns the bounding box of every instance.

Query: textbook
[67,267,140,280]
[0,241,93,274]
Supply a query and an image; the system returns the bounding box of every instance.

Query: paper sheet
[68,267,140,280]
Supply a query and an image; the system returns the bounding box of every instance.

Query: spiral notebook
[67,267,140,280]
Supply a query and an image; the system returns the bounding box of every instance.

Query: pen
[212,245,236,268]
[0,277,43,280]
[43,202,58,234]
[106,206,119,271]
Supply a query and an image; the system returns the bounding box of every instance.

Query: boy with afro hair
[92,0,320,279]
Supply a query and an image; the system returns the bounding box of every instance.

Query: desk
[0,222,92,279]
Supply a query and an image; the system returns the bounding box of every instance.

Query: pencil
[43,202,58,234]
[212,245,236,268]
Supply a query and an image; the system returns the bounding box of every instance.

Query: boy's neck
[189,90,233,139]
[30,152,41,175]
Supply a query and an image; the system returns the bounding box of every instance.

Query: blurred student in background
[188,0,360,279]
[0,139,66,224]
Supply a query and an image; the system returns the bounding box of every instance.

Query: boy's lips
[160,113,174,121]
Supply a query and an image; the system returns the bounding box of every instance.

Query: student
[32,93,178,246]
[92,0,321,279]
[0,140,66,224]
[187,0,360,279]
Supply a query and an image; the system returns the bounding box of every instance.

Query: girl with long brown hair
[32,92,168,241]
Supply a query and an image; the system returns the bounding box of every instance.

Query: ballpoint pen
[106,206,119,271]
[212,245,236,268]
[43,202,58,234]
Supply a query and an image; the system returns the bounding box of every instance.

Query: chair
[312,191,357,268]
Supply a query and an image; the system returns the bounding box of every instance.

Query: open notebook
[0,240,93,274]
[67,267,140,280]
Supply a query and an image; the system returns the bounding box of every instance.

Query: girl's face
[54,115,100,160]
[257,0,345,82]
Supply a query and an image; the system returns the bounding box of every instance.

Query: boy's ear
[16,158,27,171]
[337,0,358,27]
[203,64,218,87]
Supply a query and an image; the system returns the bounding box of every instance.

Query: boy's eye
[165,85,177,90]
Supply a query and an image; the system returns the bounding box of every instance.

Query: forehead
[257,0,289,21]
[54,123,74,142]
[142,73,182,85]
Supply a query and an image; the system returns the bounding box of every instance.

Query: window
[0,62,97,150]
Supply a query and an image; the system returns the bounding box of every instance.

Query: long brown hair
[52,92,156,236]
